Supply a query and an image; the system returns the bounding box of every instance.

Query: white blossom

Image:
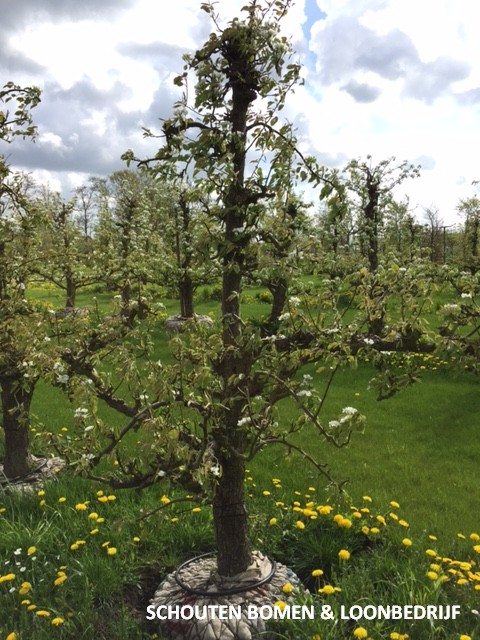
[342,406,357,415]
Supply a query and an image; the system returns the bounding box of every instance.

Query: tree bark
[213,453,250,576]
[1,374,34,479]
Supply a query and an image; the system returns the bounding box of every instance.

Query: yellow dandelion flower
[27,604,37,611]
[339,518,352,529]
[98,496,108,503]
[362,496,372,503]
[318,585,336,595]
[402,538,412,547]
[262,491,271,496]
[376,515,386,526]
[295,521,305,530]
[18,581,32,594]
[27,546,36,556]
[318,505,333,515]
[107,547,117,556]
[390,501,400,508]
[425,549,437,557]
[459,636,472,640]
[37,490,45,497]
[51,617,65,626]
[6,633,18,640]
[96,517,105,523]
[274,601,287,611]
[353,628,368,639]
[370,527,380,535]
[361,526,370,535]
[470,533,480,541]
[338,549,350,560]
[133,536,140,543]
[426,571,438,581]
[428,535,437,541]
[107,495,116,501]
[70,543,79,551]
[36,610,50,617]
[282,583,294,594]
[21,599,30,605]
[39,499,46,507]
[269,518,278,526]
[191,507,202,513]
[398,520,409,528]
[88,512,99,520]
[58,497,66,503]
[311,569,324,577]
[0,573,15,583]
[352,511,362,519]
[160,495,171,505]
[54,575,67,586]
[96,490,104,497]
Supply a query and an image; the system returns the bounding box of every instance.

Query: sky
[1,0,480,224]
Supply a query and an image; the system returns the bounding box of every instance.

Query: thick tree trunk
[213,454,250,576]
[1,375,34,479]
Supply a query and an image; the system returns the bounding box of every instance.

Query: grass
[1,280,479,638]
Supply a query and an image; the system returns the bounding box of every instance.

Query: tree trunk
[268,278,288,327]
[213,454,250,576]
[179,274,194,318]
[1,375,34,479]
[65,269,76,308]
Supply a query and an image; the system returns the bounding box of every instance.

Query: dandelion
[311,569,324,577]
[36,610,50,617]
[295,521,305,530]
[18,581,32,594]
[107,547,117,556]
[338,518,352,529]
[398,520,409,528]
[353,628,368,639]
[88,512,99,520]
[98,496,108,503]
[27,546,36,556]
[54,575,67,586]
[160,495,171,505]
[133,536,140,543]
[58,497,67,503]
[51,617,65,626]
[470,533,480,541]
[459,636,472,640]
[6,633,17,640]
[282,583,294,594]
[402,538,412,547]
[262,491,271,496]
[427,571,439,581]
[338,549,350,560]
[269,518,278,526]
[274,601,287,611]
[318,585,340,595]
[0,573,15,583]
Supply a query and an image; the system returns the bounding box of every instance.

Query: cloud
[342,80,381,103]
[309,13,471,103]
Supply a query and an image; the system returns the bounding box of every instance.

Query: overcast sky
[1,0,480,223]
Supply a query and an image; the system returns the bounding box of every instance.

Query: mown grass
[1,281,478,638]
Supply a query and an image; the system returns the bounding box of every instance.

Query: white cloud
[1,0,479,223]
